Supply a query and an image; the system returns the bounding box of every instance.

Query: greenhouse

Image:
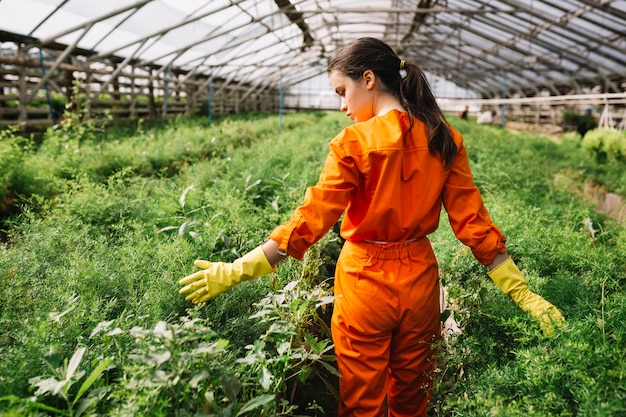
[1,1,626,416]
[1,0,625,126]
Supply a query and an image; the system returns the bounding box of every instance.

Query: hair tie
[399,59,407,79]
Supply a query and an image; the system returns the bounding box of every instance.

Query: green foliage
[157,184,209,241]
[561,109,597,137]
[24,346,112,417]
[430,120,626,416]
[244,279,339,412]
[582,127,626,164]
[0,125,48,218]
[0,111,347,415]
[2,288,336,416]
[1,111,626,416]
[0,127,24,215]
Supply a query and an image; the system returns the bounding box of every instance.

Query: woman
[179,37,564,416]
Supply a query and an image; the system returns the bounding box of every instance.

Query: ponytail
[400,62,457,169]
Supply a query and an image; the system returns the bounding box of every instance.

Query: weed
[157,184,212,241]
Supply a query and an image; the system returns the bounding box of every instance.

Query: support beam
[274,0,314,51]
[26,23,94,102]
[92,0,249,61]
[401,0,434,43]
[37,1,152,46]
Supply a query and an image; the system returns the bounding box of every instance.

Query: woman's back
[333,109,451,243]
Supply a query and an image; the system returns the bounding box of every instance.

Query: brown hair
[328,37,457,168]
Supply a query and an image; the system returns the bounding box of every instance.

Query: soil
[583,182,626,224]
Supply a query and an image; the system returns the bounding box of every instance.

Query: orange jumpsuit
[270,109,506,416]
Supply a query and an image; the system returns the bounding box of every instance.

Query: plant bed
[1,112,625,416]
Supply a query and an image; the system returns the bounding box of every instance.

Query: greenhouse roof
[1,0,625,98]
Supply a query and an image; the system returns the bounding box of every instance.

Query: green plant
[85,316,281,416]
[247,279,339,412]
[561,109,597,137]
[53,79,109,145]
[157,184,212,241]
[0,127,23,216]
[2,111,626,416]
[582,127,626,163]
[5,346,113,417]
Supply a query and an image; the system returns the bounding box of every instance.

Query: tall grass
[0,111,625,416]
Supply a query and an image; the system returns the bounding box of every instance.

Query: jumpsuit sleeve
[442,138,506,265]
[269,138,360,260]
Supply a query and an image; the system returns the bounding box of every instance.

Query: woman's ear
[362,70,376,90]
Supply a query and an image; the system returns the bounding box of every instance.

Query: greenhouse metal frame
[0,0,624,127]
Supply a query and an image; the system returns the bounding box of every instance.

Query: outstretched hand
[488,257,565,335]
[179,246,275,303]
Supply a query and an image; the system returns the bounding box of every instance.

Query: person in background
[179,37,565,416]
[477,109,497,124]
[459,105,469,120]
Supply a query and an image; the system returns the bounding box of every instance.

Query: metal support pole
[501,72,507,128]
[39,47,57,124]
[163,65,172,117]
[279,69,284,130]
[208,72,213,125]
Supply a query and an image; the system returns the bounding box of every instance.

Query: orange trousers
[332,239,441,417]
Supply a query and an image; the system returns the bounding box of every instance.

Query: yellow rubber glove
[488,257,565,335]
[179,246,275,303]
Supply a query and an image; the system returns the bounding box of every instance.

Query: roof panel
[0,0,59,36]
[0,0,624,98]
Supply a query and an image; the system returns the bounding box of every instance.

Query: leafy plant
[247,279,339,412]
[5,346,113,417]
[0,125,48,219]
[561,109,597,137]
[582,127,626,163]
[157,184,214,241]
[0,129,23,216]
[85,317,283,416]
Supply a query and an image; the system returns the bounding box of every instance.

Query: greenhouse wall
[0,40,280,128]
